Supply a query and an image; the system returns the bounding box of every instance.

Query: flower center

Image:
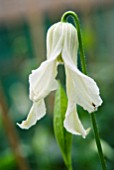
[57,54,63,63]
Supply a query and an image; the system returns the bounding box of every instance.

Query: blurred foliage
[0,150,16,170]
[0,4,114,170]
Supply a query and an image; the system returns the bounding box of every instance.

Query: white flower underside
[18,22,102,138]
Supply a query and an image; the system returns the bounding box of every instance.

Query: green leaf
[53,82,72,170]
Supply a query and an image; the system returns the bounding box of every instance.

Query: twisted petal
[64,59,102,113]
[29,59,58,101]
[62,22,102,113]
[17,99,46,129]
[64,101,90,138]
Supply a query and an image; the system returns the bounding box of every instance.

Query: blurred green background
[0,0,114,170]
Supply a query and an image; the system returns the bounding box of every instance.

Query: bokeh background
[0,0,114,170]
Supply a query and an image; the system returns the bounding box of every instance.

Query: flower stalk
[61,11,107,170]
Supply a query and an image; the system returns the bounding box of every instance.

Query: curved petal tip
[17,100,46,129]
[64,104,90,138]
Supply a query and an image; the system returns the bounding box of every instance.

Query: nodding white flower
[17,22,102,138]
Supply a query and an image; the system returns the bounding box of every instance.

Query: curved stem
[61,11,107,170]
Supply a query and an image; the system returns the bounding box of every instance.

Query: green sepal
[53,81,72,170]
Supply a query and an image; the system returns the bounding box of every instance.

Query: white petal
[47,22,64,60]
[65,62,103,113]
[64,102,90,138]
[17,100,46,129]
[29,59,58,101]
[62,23,102,113]
[62,22,78,65]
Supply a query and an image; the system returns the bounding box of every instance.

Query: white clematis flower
[18,22,102,138]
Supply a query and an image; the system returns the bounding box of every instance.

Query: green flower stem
[61,11,107,170]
